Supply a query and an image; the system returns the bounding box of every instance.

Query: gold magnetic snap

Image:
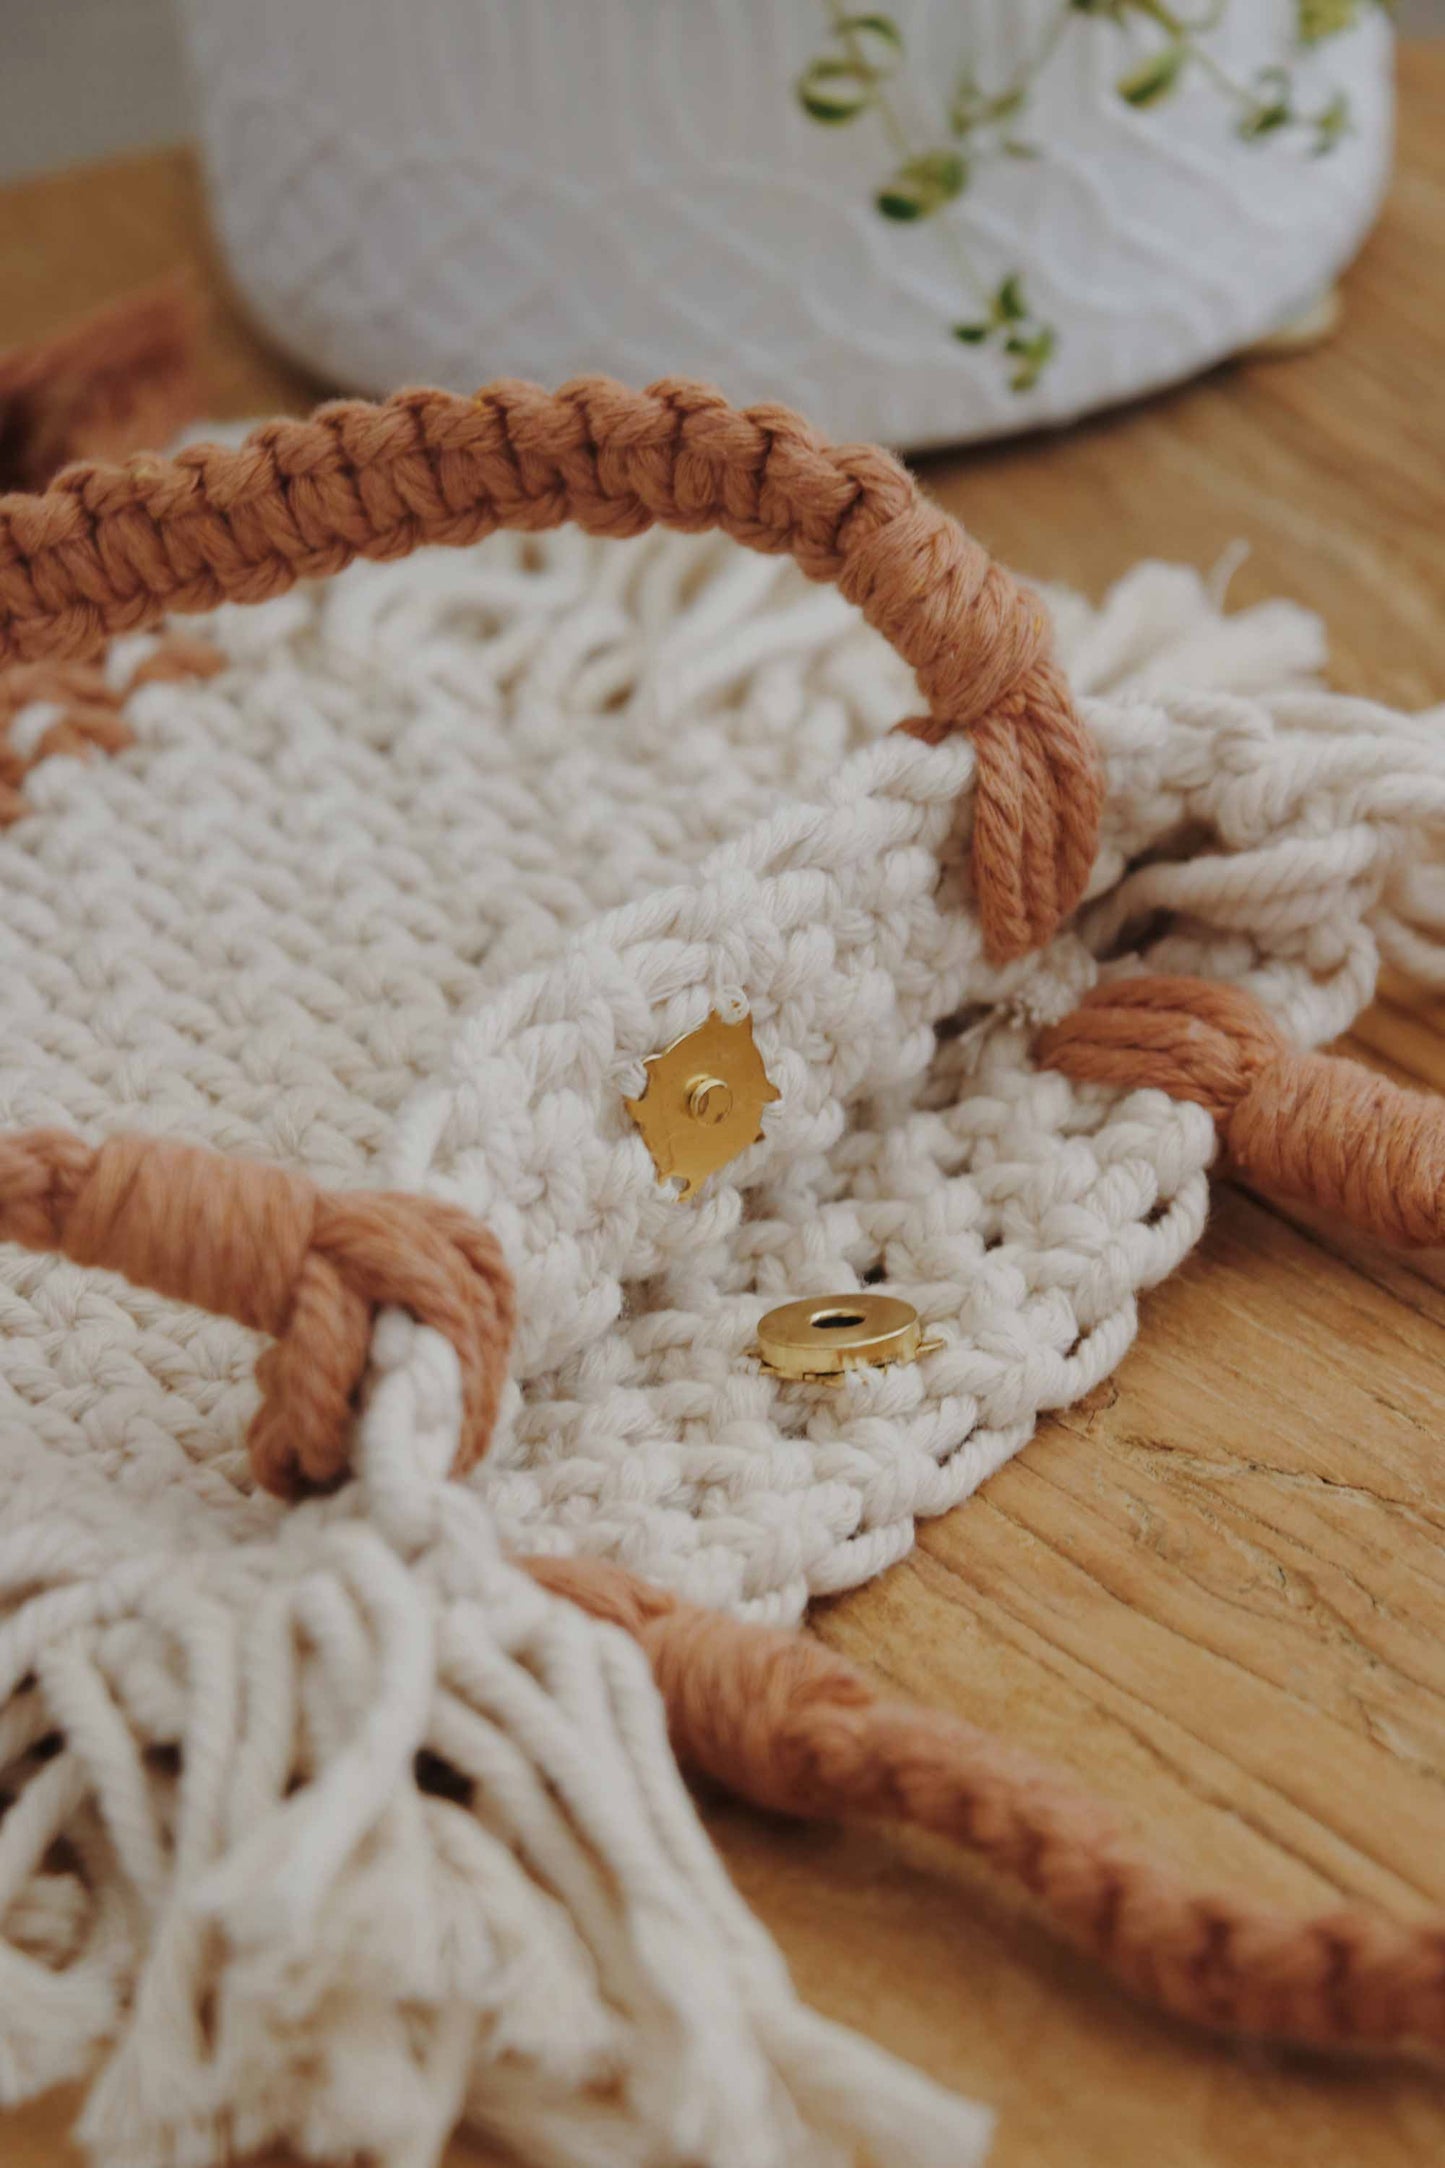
[624,1011,780,1200]
[756,1293,924,1381]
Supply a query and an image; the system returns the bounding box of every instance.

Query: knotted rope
[533,1553,1445,2057]
[0,376,1102,961]
[3,363,1437,2073]
[1038,975,1445,1245]
[0,1128,514,1495]
[3,1104,1444,2057]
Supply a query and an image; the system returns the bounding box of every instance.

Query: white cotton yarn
[0,1314,994,2168]
[1,516,1443,2166]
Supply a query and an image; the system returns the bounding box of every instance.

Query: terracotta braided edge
[534,1553,1445,2059]
[525,966,1445,2059]
[5,978,1445,2057]
[0,1127,514,1498]
[0,374,1103,962]
[1038,974,1445,1246]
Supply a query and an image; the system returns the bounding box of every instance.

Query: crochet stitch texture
[0,380,1103,962]
[3,472,1445,2164]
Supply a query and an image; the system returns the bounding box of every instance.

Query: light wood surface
[4,45,1445,2168]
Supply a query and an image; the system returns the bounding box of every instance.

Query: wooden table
[4,45,1444,2168]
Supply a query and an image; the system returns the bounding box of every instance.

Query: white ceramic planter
[179,0,1393,449]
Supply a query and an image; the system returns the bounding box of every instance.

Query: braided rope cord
[1039,976,1445,1245]
[0,1128,514,1498]
[3,380,1439,2069]
[0,375,1103,961]
[0,1016,1439,2050]
[535,1554,1445,2059]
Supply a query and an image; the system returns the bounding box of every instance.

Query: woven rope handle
[537,1553,1445,2059]
[0,375,1103,962]
[0,1128,514,1497]
[1040,975,1445,1245]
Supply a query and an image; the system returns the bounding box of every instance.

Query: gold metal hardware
[687,1076,734,1126]
[755,1293,926,1382]
[624,1011,780,1200]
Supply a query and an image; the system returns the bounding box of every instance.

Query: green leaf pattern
[1116,44,1187,106]
[876,150,969,219]
[793,0,1387,391]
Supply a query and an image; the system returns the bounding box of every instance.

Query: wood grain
[3,44,1444,2168]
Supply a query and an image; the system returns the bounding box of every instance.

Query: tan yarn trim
[0,633,223,822]
[0,276,200,493]
[0,1128,515,1497]
[1,994,1441,2053]
[533,1552,1445,2059]
[1038,974,1445,1245]
[5,382,1438,2069]
[0,376,1103,963]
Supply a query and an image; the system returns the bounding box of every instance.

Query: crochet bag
[2,377,1444,2168]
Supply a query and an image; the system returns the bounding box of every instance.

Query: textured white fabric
[1,522,1443,2165]
[0,1315,993,2168]
[4,529,1440,1612]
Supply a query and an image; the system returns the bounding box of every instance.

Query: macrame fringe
[0,1314,991,2168]
[3,535,1443,2162]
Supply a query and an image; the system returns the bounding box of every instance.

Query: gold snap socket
[687,1076,734,1126]
[756,1293,924,1381]
[624,1011,780,1200]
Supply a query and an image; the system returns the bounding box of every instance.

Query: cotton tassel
[1045,556,1327,699]
[0,1732,133,2101]
[0,1312,992,2168]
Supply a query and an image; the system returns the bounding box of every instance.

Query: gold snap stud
[687,1076,734,1126]
[756,1293,925,1382]
[624,1011,780,1200]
